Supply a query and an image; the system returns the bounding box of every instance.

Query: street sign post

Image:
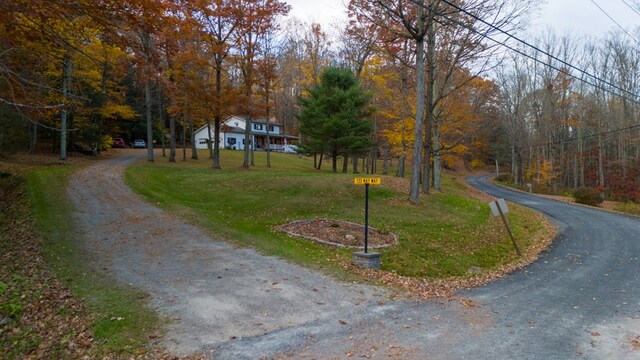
[488,198,521,256]
[354,178,381,253]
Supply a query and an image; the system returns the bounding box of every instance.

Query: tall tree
[298,66,373,173]
[235,0,290,169]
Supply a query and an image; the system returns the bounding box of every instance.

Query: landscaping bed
[278,218,397,248]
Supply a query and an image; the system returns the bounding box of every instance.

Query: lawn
[126,149,549,280]
[0,157,162,358]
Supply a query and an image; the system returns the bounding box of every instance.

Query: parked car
[112,137,126,148]
[133,139,146,148]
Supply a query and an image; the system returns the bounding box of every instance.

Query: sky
[284,0,640,40]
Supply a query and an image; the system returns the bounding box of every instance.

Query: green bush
[495,173,513,182]
[573,187,603,206]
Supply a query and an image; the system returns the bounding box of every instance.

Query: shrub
[101,135,113,150]
[573,187,603,206]
[495,173,513,183]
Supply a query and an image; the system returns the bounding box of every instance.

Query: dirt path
[67,151,386,356]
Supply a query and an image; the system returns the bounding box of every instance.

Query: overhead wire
[406,0,640,147]
[619,0,640,18]
[426,0,640,101]
[410,0,640,105]
[529,124,640,148]
[589,0,640,46]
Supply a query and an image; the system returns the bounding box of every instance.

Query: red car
[112,138,126,148]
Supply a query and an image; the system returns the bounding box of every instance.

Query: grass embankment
[127,150,551,280]
[1,157,161,358]
[493,177,640,218]
[611,202,640,216]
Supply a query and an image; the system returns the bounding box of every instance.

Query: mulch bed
[278,218,397,249]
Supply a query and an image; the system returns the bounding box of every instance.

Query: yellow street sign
[354,177,381,185]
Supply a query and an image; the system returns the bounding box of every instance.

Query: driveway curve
[68,154,640,359]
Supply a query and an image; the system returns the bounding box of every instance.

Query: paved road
[460,175,640,358]
[69,155,640,359]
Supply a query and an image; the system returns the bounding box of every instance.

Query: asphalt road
[459,174,640,359]
[219,175,640,359]
[69,155,640,359]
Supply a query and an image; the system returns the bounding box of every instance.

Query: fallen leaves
[0,157,207,360]
[0,174,96,359]
[334,213,556,301]
[278,219,397,248]
[630,335,640,350]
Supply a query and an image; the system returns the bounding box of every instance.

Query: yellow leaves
[99,103,137,120]
[383,116,414,156]
[526,159,558,186]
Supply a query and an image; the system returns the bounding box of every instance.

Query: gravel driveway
[68,154,640,359]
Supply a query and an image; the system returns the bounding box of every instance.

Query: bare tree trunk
[265,88,272,168]
[158,86,166,157]
[342,154,348,173]
[382,148,389,175]
[60,53,72,161]
[188,113,197,160]
[352,154,359,174]
[182,121,186,161]
[30,123,37,154]
[145,78,154,162]
[397,156,405,177]
[169,114,176,162]
[598,134,605,194]
[409,1,426,204]
[243,117,251,168]
[140,31,154,162]
[433,121,442,191]
[213,64,223,169]
[206,118,214,159]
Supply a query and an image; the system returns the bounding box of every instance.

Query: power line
[530,124,640,148]
[414,0,640,104]
[590,0,640,46]
[422,0,640,102]
[619,0,640,18]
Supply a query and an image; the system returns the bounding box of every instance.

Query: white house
[193,115,298,151]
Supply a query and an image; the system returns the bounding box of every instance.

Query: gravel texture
[67,151,387,356]
[68,153,640,359]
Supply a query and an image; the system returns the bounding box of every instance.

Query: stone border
[277,218,398,249]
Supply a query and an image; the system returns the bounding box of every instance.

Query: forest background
[2,0,640,203]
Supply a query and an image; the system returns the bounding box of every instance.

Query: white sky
[283,0,640,40]
[532,0,639,39]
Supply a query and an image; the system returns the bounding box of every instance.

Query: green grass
[126,150,547,279]
[26,166,162,355]
[613,201,640,216]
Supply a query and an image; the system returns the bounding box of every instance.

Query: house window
[253,123,263,130]
[269,125,274,132]
[227,138,236,145]
[198,139,208,145]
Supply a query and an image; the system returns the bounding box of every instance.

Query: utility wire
[530,123,640,148]
[590,0,640,46]
[619,0,640,18]
[403,0,640,148]
[413,0,640,104]
[419,0,640,101]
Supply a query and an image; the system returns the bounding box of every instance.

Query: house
[193,115,298,151]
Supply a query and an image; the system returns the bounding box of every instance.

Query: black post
[364,183,369,253]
